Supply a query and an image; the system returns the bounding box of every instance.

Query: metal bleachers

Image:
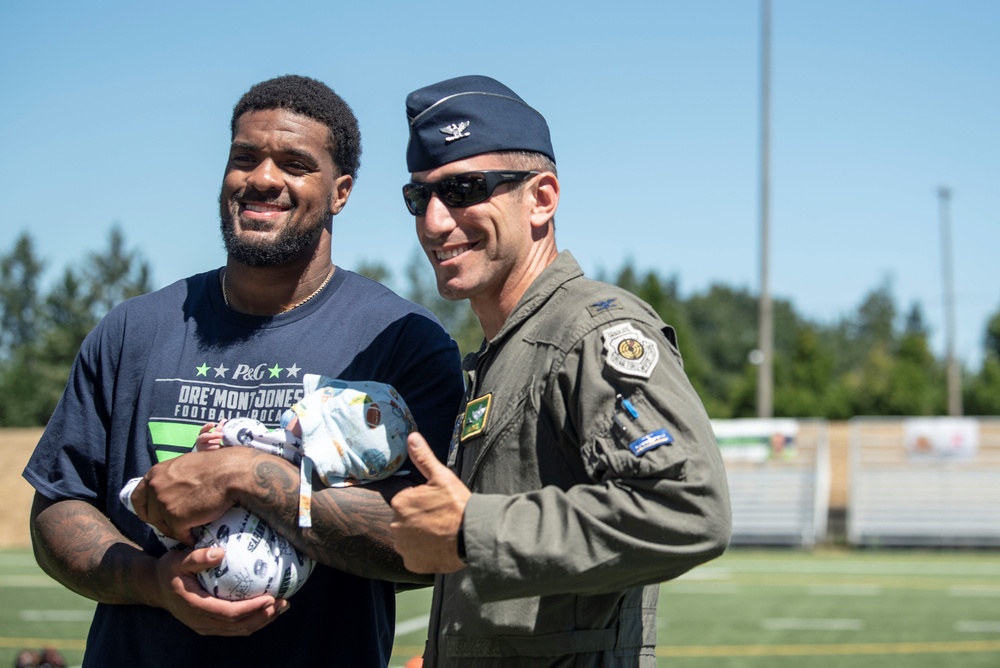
[847,417,1000,547]
[713,419,830,548]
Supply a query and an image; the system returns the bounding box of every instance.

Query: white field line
[955,621,1000,633]
[395,615,430,637]
[719,560,1000,577]
[677,568,732,580]
[760,618,864,631]
[0,554,39,567]
[807,584,882,596]
[950,586,1000,597]
[0,575,63,587]
[19,609,95,622]
[666,583,741,595]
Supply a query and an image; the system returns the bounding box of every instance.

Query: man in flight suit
[390,75,732,667]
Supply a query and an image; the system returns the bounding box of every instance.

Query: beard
[219,190,332,267]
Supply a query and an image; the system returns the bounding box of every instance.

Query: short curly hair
[230,75,362,180]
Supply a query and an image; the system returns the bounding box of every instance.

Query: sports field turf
[2,547,998,667]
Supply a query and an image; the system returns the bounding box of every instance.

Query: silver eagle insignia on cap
[440,121,471,143]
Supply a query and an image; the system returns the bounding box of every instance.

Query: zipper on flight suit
[454,343,508,489]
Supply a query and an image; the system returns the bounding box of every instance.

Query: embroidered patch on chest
[460,393,493,442]
[602,322,659,378]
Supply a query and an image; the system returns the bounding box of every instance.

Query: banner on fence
[712,418,799,463]
[903,417,979,460]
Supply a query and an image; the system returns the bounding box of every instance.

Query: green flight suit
[422,251,732,667]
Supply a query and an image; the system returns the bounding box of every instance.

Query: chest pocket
[458,384,537,493]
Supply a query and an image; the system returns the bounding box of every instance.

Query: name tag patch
[602,322,659,378]
[460,393,492,442]
[629,428,674,456]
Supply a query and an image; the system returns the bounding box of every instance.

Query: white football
[194,506,314,601]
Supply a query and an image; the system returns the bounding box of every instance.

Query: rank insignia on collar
[587,297,622,317]
[460,393,492,442]
[440,121,471,143]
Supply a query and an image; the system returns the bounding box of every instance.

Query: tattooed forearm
[306,483,413,580]
[249,458,300,518]
[235,460,429,583]
[30,494,153,605]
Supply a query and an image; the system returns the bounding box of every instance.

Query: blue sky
[2,1,997,370]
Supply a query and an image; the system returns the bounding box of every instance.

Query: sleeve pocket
[580,388,688,482]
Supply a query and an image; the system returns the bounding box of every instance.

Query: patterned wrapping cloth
[223,374,417,526]
[120,375,416,541]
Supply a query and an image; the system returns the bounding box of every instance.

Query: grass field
[2,548,998,667]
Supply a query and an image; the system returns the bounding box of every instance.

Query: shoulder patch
[602,322,659,378]
[587,297,623,317]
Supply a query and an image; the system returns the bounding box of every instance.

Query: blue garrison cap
[405,75,555,173]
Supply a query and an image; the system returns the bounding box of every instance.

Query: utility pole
[938,187,962,416]
[756,0,773,418]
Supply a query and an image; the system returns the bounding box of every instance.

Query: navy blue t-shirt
[24,267,464,667]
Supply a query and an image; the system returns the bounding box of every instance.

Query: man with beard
[23,75,464,667]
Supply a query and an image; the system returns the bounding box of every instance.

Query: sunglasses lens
[440,175,488,207]
[402,184,429,215]
[403,173,519,215]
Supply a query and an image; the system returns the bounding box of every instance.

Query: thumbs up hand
[390,432,471,574]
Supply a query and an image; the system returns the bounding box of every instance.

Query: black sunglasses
[402,170,539,216]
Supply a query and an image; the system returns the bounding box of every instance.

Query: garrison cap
[405,75,555,173]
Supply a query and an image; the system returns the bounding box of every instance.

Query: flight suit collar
[489,250,584,347]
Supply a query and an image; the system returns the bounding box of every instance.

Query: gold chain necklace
[222,266,334,314]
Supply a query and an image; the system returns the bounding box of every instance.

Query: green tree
[986,307,1000,359]
[390,255,988,419]
[966,357,1000,415]
[353,260,390,285]
[684,284,801,418]
[832,277,897,375]
[35,268,101,406]
[84,225,152,317]
[402,249,482,358]
[839,297,945,416]
[611,262,718,415]
[773,325,848,418]
[0,233,45,425]
[966,306,1000,415]
[0,227,152,426]
[883,304,944,415]
[684,284,759,413]
[0,233,44,358]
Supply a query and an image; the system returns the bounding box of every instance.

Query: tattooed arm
[29,493,288,635]
[132,446,428,584]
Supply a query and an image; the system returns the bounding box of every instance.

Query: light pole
[938,186,962,416]
[756,0,774,418]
